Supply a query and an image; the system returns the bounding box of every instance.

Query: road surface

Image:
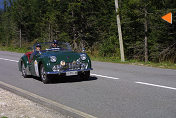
[0,51,176,118]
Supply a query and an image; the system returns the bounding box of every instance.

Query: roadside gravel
[0,88,68,118]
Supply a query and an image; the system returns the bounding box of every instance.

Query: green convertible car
[18,42,93,84]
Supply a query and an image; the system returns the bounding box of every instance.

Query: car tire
[80,71,90,80]
[21,62,28,78]
[40,64,50,84]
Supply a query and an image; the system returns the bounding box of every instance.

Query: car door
[29,52,40,77]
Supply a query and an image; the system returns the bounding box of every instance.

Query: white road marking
[136,81,176,90]
[0,57,18,63]
[0,57,121,80]
[0,57,97,118]
[91,73,119,80]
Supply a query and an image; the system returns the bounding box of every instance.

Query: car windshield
[33,42,72,52]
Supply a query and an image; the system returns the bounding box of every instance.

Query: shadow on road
[30,76,98,84]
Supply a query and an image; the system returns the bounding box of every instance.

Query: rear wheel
[79,71,90,80]
[40,64,50,84]
[21,62,28,78]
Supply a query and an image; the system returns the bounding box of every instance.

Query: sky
[0,0,11,10]
[0,0,6,9]
[0,0,4,9]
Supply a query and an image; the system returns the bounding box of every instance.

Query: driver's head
[52,40,58,48]
[36,43,41,51]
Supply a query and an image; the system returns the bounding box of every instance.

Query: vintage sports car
[18,42,93,84]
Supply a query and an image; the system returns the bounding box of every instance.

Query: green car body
[18,42,93,83]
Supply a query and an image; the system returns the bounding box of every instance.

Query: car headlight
[60,60,66,66]
[80,54,87,60]
[50,56,57,62]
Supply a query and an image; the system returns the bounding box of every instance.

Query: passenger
[35,43,41,52]
[30,43,41,61]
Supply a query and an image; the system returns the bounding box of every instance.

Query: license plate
[66,71,78,76]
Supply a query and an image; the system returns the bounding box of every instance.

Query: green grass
[1,116,8,118]
[0,46,175,69]
[90,55,176,70]
[0,46,30,53]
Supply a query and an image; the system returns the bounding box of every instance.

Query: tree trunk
[19,26,22,48]
[3,0,7,12]
[72,10,77,50]
[144,7,148,62]
[48,23,51,41]
[51,25,52,41]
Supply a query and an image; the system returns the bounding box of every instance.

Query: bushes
[99,35,120,58]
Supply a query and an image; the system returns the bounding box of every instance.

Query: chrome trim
[46,68,93,75]
[34,60,39,77]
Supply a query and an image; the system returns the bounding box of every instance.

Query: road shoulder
[0,87,67,118]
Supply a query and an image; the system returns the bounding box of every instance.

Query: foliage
[0,0,176,63]
[99,35,120,58]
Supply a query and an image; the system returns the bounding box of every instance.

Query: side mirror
[82,48,86,53]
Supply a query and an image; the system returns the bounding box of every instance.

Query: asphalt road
[0,51,176,118]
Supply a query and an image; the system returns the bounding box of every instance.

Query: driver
[51,40,58,48]
[30,43,41,61]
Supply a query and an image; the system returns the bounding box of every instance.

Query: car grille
[65,62,81,70]
[52,62,88,72]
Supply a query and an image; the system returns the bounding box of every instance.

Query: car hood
[42,51,81,63]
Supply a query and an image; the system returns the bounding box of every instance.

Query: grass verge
[0,46,175,70]
[90,55,176,70]
[0,46,30,53]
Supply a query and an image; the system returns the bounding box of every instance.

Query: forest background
[0,0,176,66]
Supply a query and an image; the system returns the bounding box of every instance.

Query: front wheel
[79,71,90,80]
[22,62,28,78]
[40,64,50,84]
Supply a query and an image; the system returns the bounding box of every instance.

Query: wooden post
[115,0,125,62]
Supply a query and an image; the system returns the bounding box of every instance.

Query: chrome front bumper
[46,68,93,75]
